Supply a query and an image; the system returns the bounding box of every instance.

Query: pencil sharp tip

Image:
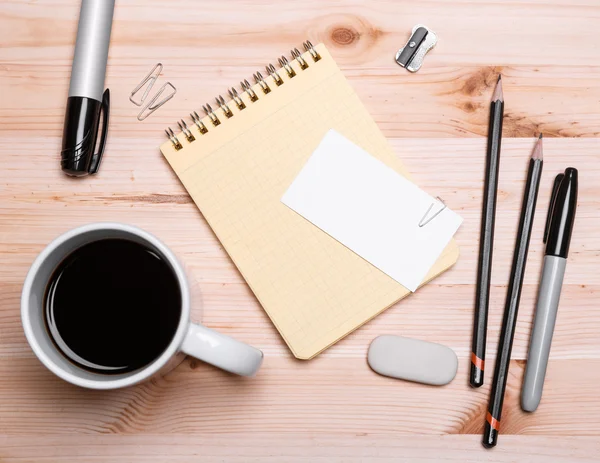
[492,76,504,102]
[532,135,543,160]
[539,133,543,139]
[497,74,502,83]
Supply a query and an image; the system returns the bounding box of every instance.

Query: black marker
[521,168,578,412]
[61,0,115,177]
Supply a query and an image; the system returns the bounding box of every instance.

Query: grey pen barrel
[68,0,115,101]
[521,255,566,412]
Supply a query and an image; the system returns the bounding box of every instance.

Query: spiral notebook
[160,42,459,359]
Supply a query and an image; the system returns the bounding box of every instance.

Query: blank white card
[282,130,463,292]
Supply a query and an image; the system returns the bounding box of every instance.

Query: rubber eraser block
[367,335,458,385]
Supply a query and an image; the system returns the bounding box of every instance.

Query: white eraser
[367,335,458,386]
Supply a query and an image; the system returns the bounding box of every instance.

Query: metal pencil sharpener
[395,25,437,72]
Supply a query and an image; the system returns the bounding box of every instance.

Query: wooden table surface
[1,0,600,461]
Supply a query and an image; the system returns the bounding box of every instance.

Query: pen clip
[88,89,110,175]
[544,173,564,243]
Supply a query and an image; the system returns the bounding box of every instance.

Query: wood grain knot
[321,15,384,53]
[502,112,577,138]
[330,27,359,46]
[458,101,483,114]
[460,66,503,97]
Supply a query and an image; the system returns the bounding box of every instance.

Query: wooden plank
[1,1,600,138]
[3,279,599,360]
[1,435,600,463]
[1,138,598,285]
[1,357,599,437]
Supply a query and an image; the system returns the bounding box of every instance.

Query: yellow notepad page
[160,44,459,359]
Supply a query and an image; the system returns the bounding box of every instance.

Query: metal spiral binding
[266,63,284,86]
[291,48,308,70]
[165,41,322,150]
[304,40,321,61]
[177,120,195,142]
[228,87,246,110]
[202,103,221,126]
[253,71,271,94]
[278,56,296,78]
[165,127,182,150]
[190,111,208,134]
[216,95,233,118]
[241,80,258,102]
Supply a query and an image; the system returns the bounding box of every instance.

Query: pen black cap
[545,168,578,258]
[543,173,564,243]
[61,89,110,177]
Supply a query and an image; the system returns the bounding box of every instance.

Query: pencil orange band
[486,412,500,431]
[471,352,485,371]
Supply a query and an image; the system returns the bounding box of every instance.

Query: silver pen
[61,0,115,177]
[521,168,578,412]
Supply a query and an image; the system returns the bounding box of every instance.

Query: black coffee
[44,238,181,374]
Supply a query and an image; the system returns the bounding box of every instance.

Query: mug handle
[181,323,263,377]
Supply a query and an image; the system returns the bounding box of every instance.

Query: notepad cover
[160,44,459,359]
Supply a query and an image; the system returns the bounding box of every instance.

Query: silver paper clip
[130,63,163,106]
[395,25,437,72]
[137,82,177,121]
[419,196,446,227]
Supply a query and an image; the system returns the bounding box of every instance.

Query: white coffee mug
[21,223,263,389]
